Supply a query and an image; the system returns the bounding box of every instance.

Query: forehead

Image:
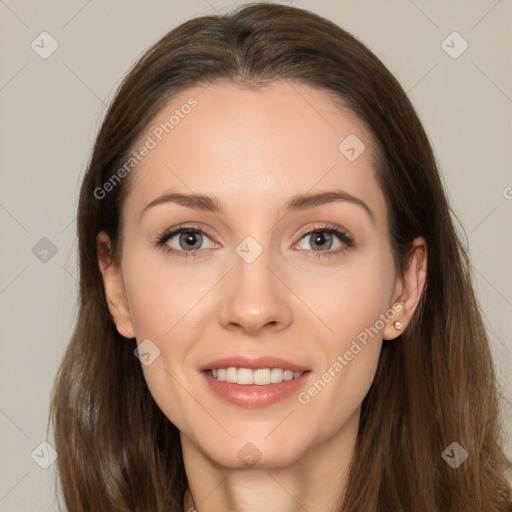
[122,80,386,225]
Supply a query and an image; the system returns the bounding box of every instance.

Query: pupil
[181,231,201,250]
[312,231,332,250]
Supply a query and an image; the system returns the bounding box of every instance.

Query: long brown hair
[50,3,512,510]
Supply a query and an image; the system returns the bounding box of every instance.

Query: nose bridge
[218,234,293,335]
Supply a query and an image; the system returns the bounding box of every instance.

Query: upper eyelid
[161,224,216,242]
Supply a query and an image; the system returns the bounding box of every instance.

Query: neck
[181,409,359,512]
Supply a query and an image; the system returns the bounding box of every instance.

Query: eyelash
[153,223,354,260]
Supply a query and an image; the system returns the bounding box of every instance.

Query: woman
[50,3,512,511]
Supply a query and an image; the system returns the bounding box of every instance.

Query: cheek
[123,248,217,340]
[122,256,203,432]
[290,250,396,349]
[121,250,221,428]
[289,251,394,420]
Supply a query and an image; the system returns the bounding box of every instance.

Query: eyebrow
[142,189,374,222]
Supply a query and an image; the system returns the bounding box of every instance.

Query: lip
[200,356,311,373]
[202,370,312,409]
[199,356,312,409]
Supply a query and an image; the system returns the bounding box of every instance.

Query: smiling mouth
[206,367,306,385]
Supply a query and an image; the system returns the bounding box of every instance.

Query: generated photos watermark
[93,96,198,200]
[297,303,403,405]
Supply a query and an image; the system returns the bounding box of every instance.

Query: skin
[97,80,427,512]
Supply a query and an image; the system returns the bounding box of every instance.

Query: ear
[383,236,427,340]
[97,231,136,339]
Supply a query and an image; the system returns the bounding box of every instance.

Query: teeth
[208,367,305,385]
[270,368,284,383]
[238,368,254,385]
[226,367,237,383]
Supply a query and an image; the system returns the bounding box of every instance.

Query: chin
[195,431,309,471]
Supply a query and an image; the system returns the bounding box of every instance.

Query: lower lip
[202,371,311,409]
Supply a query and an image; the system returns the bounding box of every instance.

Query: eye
[155,226,217,257]
[295,225,353,256]
[154,223,353,259]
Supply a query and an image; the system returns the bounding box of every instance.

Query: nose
[218,246,293,337]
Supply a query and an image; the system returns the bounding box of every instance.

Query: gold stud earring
[394,320,403,330]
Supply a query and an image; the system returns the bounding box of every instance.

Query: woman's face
[99,80,418,469]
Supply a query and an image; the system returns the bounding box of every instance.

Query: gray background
[1,0,511,509]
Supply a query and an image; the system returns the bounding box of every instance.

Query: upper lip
[200,356,311,373]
